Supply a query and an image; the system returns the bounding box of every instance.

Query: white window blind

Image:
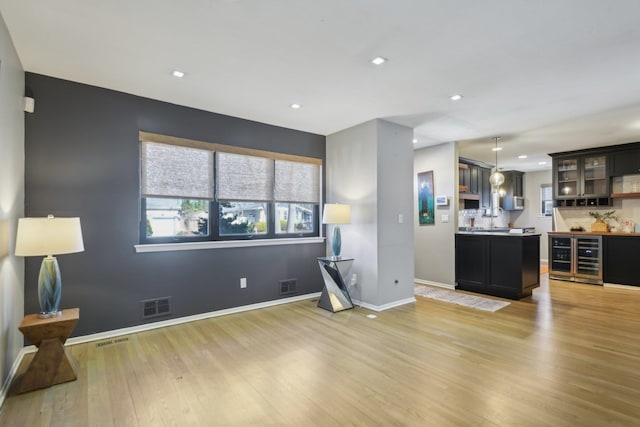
[216,152,274,201]
[541,184,553,216]
[141,141,213,199]
[274,160,320,203]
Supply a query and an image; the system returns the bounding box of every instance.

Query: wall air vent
[140,296,172,320]
[279,279,297,295]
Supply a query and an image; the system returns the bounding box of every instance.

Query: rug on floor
[414,285,510,312]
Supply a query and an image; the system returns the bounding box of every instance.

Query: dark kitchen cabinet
[513,172,523,197]
[469,165,480,194]
[455,233,540,299]
[460,162,481,194]
[551,153,610,207]
[610,148,640,176]
[480,168,492,208]
[460,159,494,210]
[501,170,524,211]
[459,163,471,190]
[603,235,640,286]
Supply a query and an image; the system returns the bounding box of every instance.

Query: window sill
[134,237,325,253]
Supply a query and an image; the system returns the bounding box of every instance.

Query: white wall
[0,13,25,390]
[414,142,457,288]
[326,119,414,309]
[376,120,414,306]
[326,120,378,304]
[510,169,553,261]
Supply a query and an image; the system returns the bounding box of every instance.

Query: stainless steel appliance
[549,234,602,284]
[512,196,525,210]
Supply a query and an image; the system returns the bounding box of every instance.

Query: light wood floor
[2,275,640,426]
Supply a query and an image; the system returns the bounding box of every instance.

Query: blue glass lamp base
[38,256,63,319]
[331,226,342,259]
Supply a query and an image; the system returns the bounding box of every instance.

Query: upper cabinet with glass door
[550,142,640,207]
[581,154,608,197]
[555,158,579,198]
[552,153,610,207]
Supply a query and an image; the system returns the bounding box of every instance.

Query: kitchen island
[455,232,541,299]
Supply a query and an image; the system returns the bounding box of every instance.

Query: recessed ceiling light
[538,161,547,165]
[518,155,528,159]
[491,147,503,152]
[450,94,463,101]
[290,103,302,109]
[371,56,388,65]
[172,70,185,78]
[412,138,418,144]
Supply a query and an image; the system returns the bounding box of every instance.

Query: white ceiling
[2,0,640,172]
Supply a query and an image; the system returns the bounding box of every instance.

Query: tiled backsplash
[459,209,510,229]
[554,198,640,232]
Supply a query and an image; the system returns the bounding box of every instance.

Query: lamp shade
[15,216,84,257]
[322,204,351,225]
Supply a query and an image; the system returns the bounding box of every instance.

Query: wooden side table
[17,308,79,393]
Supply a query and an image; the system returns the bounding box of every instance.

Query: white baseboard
[0,292,321,409]
[354,297,416,312]
[414,278,455,290]
[0,347,30,409]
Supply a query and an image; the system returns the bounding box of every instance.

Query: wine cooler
[549,234,602,284]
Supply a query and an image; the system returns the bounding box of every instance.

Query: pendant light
[489,137,505,187]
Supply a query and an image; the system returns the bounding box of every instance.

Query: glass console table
[317,257,354,312]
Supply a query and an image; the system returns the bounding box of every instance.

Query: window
[219,201,267,236]
[540,184,553,216]
[275,203,315,234]
[145,198,209,238]
[139,132,321,243]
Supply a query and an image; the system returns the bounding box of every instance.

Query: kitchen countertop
[549,231,640,236]
[457,231,541,237]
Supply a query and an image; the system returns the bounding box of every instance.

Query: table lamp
[322,203,351,259]
[15,215,84,318]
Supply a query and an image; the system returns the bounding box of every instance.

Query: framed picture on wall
[435,195,449,206]
[418,171,434,225]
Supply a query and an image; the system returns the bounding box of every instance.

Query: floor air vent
[279,279,297,295]
[96,337,129,348]
[140,296,172,320]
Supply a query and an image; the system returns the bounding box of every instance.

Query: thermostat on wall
[435,195,449,206]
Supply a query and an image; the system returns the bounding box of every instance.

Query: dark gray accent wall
[24,73,326,337]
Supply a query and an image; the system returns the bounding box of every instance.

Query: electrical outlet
[350,273,358,286]
[240,277,247,288]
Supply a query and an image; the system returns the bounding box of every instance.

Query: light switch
[398,214,404,224]
[441,214,449,223]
